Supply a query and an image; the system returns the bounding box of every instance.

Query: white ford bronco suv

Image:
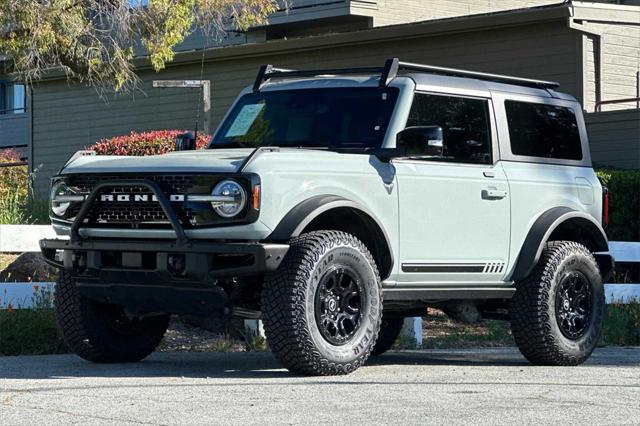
[41,58,613,375]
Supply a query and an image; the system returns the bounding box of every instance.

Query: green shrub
[89,130,211,156]
[0,150,49,224]
[596,169,640,282]
[0,150,30,224]
[596,169,640,242]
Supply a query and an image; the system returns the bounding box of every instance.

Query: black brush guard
[40,180,288,315]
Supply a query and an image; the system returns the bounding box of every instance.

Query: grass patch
[0,309,67,356]
[600,302,640,346]
[245,335,268,352]
[0,287,67,356]
[393,332,419,350]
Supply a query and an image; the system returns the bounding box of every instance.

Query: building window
[0,83,26,114]
[505,100,582,161]
[406,93,492,164]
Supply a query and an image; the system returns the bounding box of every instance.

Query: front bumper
[41,177,289,316]
[40,238,288,315]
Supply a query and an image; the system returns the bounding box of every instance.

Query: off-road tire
[510,241,604,366]
[55,272,170,363]
[371,318,403,356]
[262,230,382,376]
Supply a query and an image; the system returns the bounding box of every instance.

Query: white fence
[1,225,639,309]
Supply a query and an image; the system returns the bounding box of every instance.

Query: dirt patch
[0,252,58,282]
[159,318,248,353]
[422,308,514,348]
[0,254,19,272]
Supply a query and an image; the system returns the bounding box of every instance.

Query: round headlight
[211,179,246,218]
[50,181,72,217]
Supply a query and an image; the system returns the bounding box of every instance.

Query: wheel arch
[511,207,612,282]
[267,195,394,280]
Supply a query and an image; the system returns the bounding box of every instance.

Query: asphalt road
[1,347,639,425]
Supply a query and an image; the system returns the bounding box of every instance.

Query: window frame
[493,92,591,168]
[397,90,499,166]
[0,81,27,115]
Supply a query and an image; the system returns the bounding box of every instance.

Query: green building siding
[587,110,640,169]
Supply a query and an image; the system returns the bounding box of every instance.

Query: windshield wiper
[292,146,332,151]
[209,141,253,149]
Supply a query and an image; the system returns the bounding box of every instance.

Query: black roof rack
[252,58,560,91]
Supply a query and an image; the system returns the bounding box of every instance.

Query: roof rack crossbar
[397,61,560,89]
[253,65,390,91]
[252,57,560,91]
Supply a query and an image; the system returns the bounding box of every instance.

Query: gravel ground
[158,311,515,354]
[158,319,247,353]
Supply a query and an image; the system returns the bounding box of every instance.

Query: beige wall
[574,2,640,112]
[581,21,640,111]
[361,0,556,26]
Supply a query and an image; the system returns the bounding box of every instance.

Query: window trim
[0,81,27,115]
[504,99,583,162]
[397,90,498,166]
[493,93,591,168]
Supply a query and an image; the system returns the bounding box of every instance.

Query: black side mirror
[396,126,444,157]
[175,132,196,151]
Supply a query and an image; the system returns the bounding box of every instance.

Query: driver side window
[407,93,492,164]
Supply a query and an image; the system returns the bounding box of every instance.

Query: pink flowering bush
[88,130,211,156]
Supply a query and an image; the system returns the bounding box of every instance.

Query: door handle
[482,189,508,200]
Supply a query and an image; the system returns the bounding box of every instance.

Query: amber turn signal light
[252,184,261,210]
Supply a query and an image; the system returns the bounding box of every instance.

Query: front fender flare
[267,195,394,275]
[267,195,391,243]
[511,207,610,282]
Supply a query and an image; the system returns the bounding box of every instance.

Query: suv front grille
[94,202,169,224]
[64,173,250,229]
[70,174,198,195]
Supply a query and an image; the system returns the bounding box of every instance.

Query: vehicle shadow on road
[0,349,528,381]
[1,348,636,381]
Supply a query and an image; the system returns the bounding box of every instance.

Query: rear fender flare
[511,207,610,282]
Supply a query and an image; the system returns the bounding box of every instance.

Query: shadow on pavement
[0,347,637,381]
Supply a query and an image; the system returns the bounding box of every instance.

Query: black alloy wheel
[555,271,593,340]
[314,265,364,345]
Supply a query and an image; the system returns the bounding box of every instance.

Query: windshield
[210,87,399,151]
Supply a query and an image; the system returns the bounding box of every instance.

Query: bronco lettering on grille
[99,194,185,202]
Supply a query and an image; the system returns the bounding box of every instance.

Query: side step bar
[383,287,516,301]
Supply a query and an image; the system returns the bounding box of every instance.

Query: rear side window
[505,101,582,161]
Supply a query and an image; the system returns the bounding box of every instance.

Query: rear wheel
[510,241,604,366]
[55,272,169,363]
[262,231,382,376]
[371,318,403,356]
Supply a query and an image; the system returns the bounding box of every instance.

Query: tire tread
[262,230,382,375]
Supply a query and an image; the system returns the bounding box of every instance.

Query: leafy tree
[0,0,277,92]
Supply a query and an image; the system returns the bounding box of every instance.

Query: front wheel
[55,272,170,363]
[510,241,604,366]
[262,231,382,376]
